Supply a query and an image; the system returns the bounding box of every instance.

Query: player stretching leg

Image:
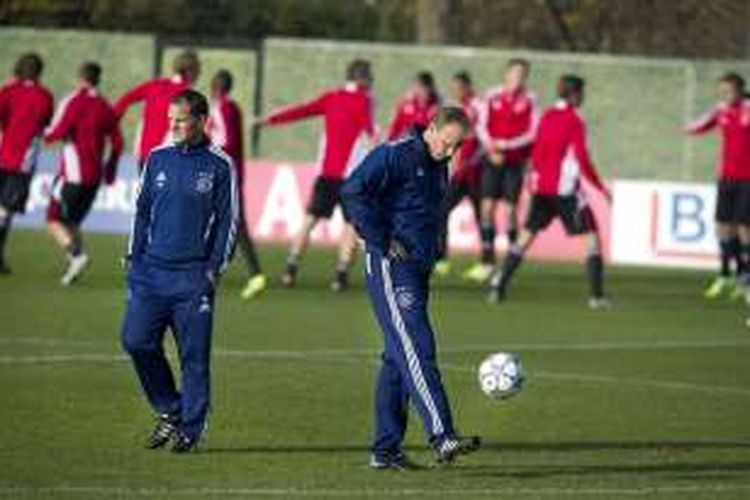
[488,75,612,309]
[465,59,538,283]
[44,62,123,285]
[685,73,750,300]
[342,108,481,469]
[253,59,376,291]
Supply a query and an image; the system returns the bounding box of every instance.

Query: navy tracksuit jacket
[341,129,457,455]
[121,140,238,440]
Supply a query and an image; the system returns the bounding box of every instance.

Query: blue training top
[341,128,449,273]
[127,139,238,276]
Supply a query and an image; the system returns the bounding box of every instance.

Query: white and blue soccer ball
[478,352,524,400]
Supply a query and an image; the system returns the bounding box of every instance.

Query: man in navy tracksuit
[121,89,238,453]
[342,107,481,469]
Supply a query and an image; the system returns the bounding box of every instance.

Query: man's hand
[388,239,410,262]
[249,116,266,129]
[493,139,507,151]
[487,148,504,167]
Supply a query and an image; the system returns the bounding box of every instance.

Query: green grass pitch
[0,230,748,499]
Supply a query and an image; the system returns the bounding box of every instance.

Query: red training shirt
[207,91,244,181]
[530,100,608,198]
[264,82,375,180]
[385,91,440,141]
[114,74,191,163]
[44,84,123,186]
[478,85,538,165]
[686,98,750,181]
[0,78,54,174]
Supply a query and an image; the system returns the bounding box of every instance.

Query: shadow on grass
[460,461,750,480]
[202,439,750,455]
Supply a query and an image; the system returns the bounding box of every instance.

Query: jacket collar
[411,126,447,167]
[175,136,210,154]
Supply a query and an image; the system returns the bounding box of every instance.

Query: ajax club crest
[195,172,214,193]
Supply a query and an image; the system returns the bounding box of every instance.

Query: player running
[342,108,481,469]
[385,71,441,141]
[488,75,612,309]
[114,50,201,169]
[253,59,376,291]
[685,73,750,300]
[0,53,54,274]
[121,89,237,453]
[44,62,123,285]
[465,59,538,283]
[207,69,267,299]
[435,71,484,277]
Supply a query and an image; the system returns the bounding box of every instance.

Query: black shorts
[443,177,481,220]
[307,176,343,219]
[716,180,750,225]
[0,172,32,213]
[480,157,525,203]
[46,181,99,226]
[526,194,597,236]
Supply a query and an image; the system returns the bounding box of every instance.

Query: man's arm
[573,121,610,200]
[113,81,152,119]
[340,146,392,252]
[207,160,239,279]
[127,156,153,261]
[207,101,228,148]
[685,105,718,135]
[385,100,408,141]
[363,93,379,144]
[42,91,54,127]
[104,116,124,185]
[475,93,499,152]
[0,86,9,129]
[259,94,326,127]
[44,94,77,143]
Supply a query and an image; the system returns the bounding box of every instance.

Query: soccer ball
[478,352,524,400]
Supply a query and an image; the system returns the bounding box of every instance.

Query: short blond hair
[432,106,470,134]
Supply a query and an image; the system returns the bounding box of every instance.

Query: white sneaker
[588,296,613,310]
[61,253,89,286]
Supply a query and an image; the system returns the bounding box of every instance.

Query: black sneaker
[435,435,481,465]
[281,263,297,288]
[0,260,11,275]
[170,430,199,453]
[330,271,349,292]
[369,452,423,471]
[487,287,505,304]
[487,271,506,303]
[147,413,180,449]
